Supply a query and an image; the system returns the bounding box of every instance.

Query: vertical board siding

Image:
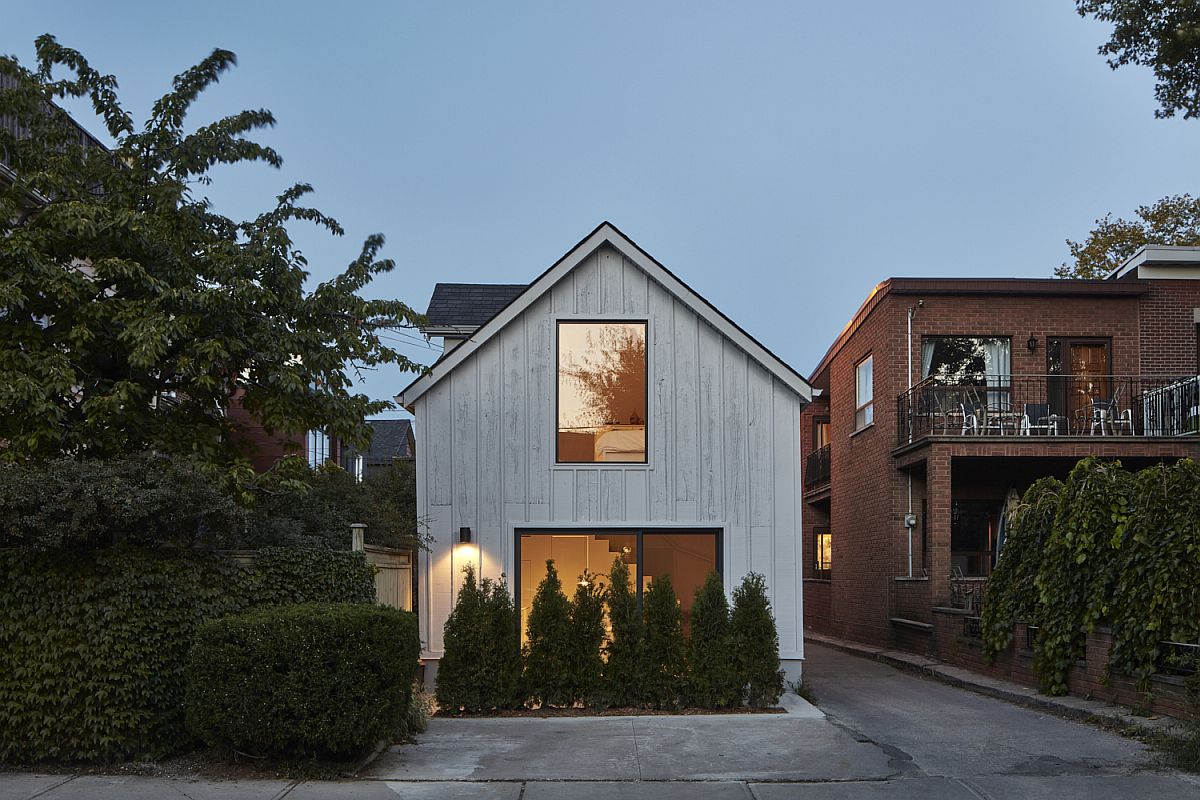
[649,280,675,520]
[698,321,724,522]
[477,338,502,580]
[414,246,804,659]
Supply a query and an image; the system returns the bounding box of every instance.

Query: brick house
[802,246,1200,657]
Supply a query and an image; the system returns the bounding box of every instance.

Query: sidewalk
[804,631,1185,736]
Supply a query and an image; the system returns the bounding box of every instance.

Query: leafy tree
[642,573,686,709]
[436,565,521,713]
[602,556,644,707]
[0,454,244,548]
[0,36,423,474]
[1076,1,1200,119]
[687,571,738,708]
[1057,194,1200,278]
[566,570,605,706]
[731,572,785,707]
[523,560,573,707]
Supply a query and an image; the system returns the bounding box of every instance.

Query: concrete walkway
[4,643,1199,798]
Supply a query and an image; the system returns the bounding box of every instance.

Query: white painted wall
[413,243,805,673]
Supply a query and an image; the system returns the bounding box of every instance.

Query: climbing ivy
[982,456,1200,703]
[1033,458,1132,695]
[1108,460,1200,690]
[981,476,1062,662]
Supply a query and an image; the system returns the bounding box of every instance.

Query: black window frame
[813,527,831,580]
[513,527,724,633]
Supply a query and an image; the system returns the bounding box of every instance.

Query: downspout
[905,302,921,577]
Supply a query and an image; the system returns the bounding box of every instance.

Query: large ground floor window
[516,529,721,643]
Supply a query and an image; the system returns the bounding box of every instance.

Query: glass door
[1047,338,1111,431]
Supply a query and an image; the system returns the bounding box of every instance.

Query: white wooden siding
[414,243,804,659]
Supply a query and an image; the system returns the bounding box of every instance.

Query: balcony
[896,375,1200,447]
[804,444,831,489]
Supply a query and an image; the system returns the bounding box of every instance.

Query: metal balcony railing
[804,444,831,489]
[896,375,1200,447]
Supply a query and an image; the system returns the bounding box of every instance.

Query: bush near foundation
[0,546,375,763]
[437,565,521,712]
[642,574,687,709]
[731,572,785,707]
[566,571,606,706]
[523,560,573,707]
[688,571,739,708]
[602,557,644,707]
[185,603,420,760]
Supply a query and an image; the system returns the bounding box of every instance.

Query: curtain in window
[982,339,1010,407]
[921,339,936,379]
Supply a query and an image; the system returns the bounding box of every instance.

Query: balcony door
[1048,338,1111,427]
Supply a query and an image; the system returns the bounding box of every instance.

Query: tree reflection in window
[557,322,647,463]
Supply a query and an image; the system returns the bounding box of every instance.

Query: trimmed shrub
[523,560,573,707]
[437,565,521,712]
[602,557,644,708]
[0,546,376,762]
[642,574,686,709]
[566,571,605,706]
[687,571,738,708]
[186,603,420,760]
[731,572,784,707]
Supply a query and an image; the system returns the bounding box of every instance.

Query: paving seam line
[24,774,77,800]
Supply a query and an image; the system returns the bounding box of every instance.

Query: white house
[398,222,812,686]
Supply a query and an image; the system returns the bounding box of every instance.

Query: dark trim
[812,526,831,581]
[554,319,649,465]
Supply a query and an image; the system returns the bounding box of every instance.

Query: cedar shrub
[602,556,643,708]
[687,571,738,708]
[731,572,784,707]
[566,570,606,706]
[437,565,522,713]
[522,560,573,707]
[642,573,686,709]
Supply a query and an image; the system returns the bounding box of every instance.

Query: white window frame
[854,355,874,432]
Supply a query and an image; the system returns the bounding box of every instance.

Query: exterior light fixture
[1027,334,1038,352]
[459,526,472,544]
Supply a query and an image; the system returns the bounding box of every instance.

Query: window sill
[805,577,832,584]
[850,422,875,438]
[554,463,651,470]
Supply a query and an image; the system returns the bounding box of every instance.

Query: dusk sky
[8,2,1200,418]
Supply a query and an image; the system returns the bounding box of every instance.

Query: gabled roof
[346,419,415,464]
[424,283,527,333]
[398,222,812,406]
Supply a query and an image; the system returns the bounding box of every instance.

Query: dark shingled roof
[425,283,528,329]
[343,419,415,467]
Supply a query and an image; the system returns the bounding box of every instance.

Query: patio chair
[959,401,980,435]
[1020,402,1059,436]
[983,399,1016,436]
[1082,385,1134,436]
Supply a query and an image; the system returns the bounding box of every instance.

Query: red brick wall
[1140,280,1200,375]
[928,611,1195,720]
[226,392,304,472]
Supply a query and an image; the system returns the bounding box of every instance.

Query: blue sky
[8,2,1200,416]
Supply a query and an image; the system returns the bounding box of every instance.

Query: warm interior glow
[557,322,647,463]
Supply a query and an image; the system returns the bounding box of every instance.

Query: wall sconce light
[459,526,472,544]
[1026,334,1038,352]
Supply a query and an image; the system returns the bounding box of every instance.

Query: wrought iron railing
[896,374,1200,446]
[804,444,831,489]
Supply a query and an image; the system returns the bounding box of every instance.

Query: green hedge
[0,546,375,763]
[185,603,420,760]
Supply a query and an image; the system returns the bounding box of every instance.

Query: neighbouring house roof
[1110,245,1200,280]
[809,276,1150,384]
[398,221,813,406]
[343,419,415,467]
[423,283,528,335]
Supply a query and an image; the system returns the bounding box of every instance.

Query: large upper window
[557,321,647,463]
[921,337,1010,385]
[854,356,874,430]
